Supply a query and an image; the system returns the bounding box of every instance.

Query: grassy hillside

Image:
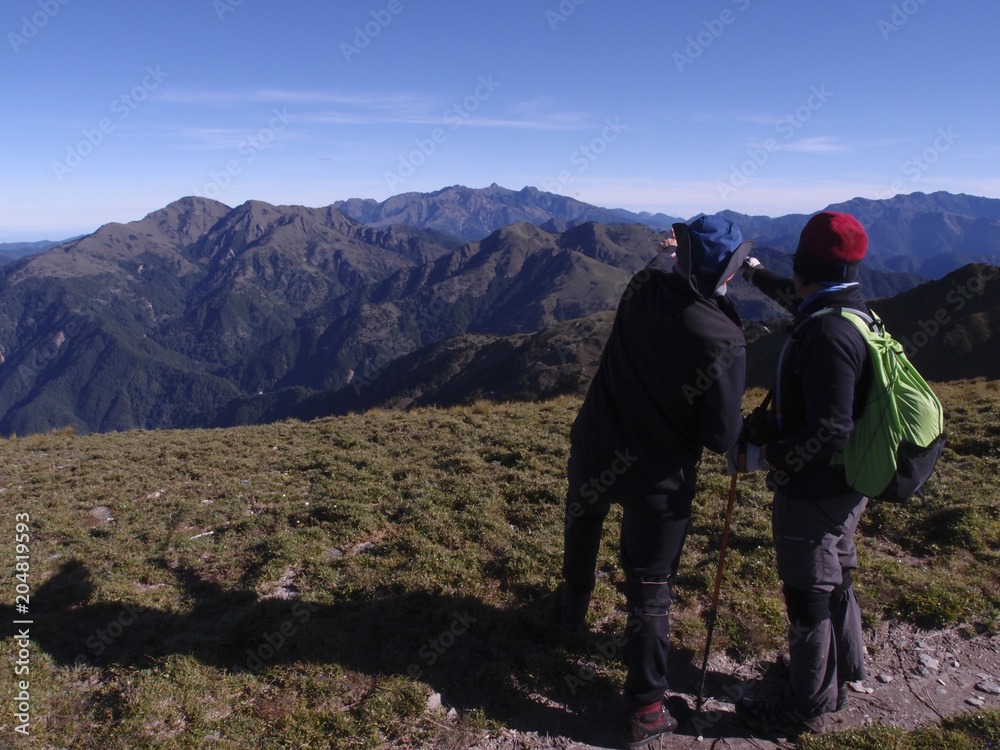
[1,380,998,748]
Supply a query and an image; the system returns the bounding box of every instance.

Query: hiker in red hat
[559,216,753,748]
[729,211,872,736]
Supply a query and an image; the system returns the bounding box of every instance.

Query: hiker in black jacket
[559,215,752,749]
[730,211,872,736]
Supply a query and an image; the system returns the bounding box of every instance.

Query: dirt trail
[472,622,1000,749]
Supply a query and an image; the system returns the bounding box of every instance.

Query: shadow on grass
[16,560,754,747]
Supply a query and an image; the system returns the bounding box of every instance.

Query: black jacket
[750,269,872,498]
[570,251,747,499]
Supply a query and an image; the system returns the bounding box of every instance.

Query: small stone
[918,653,940,671]
[427,692,443,710]
[967,697,986,707]
[953,661,961,668]
[877,673,894,683]
[325,548,344,558]
[89,506,114,524]
[937,678,947,686]
[447,707,458,720]
[848,681,874,694]
[975,681,1000,695]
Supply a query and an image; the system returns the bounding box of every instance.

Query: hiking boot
[772,652,849,712]
[558,582,591,632]
[774,651,791,679]
[735,694,829,737]
[626,699,679,749]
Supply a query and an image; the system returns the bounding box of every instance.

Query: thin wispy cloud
[298,112,594,131]
[156,89,424,107]
[169,125,304,151]
[729,113,784,126]
[778,136,851,153]
[158,88,596,131]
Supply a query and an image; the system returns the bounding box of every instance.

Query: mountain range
[0,239,73,267]
[332,184,1000,278]
[333,183,681,240]
[1,186,998,435]
[199,263,1000,428]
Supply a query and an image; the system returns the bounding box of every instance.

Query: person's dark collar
[797,282,860,313]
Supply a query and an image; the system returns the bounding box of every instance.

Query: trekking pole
[696,472,738,711]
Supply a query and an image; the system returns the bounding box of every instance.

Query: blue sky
[2,0,998,241]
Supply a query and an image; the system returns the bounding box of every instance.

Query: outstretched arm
[743,260,800,314]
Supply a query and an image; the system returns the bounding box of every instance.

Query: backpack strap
[809,305,883,335]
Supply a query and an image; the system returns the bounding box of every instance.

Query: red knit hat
[793,212,868,283]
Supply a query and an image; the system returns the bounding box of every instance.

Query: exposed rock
[89,506,114,524]
[918,653,940,672]
[262,564,300,600]
[975,680,1000,695]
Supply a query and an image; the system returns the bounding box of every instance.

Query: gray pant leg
[773,492,867,714]
[832,497,867,684]
[831,581,866,684]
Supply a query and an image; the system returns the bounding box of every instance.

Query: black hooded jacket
[749,269,873,498]
[570,249,747,500]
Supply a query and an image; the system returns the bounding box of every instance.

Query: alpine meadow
[7,0,1000,744]
[0,184,999,748]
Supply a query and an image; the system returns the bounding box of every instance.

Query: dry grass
[0,381,996,747]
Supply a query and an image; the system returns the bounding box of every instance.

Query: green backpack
[814,307,946,501]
